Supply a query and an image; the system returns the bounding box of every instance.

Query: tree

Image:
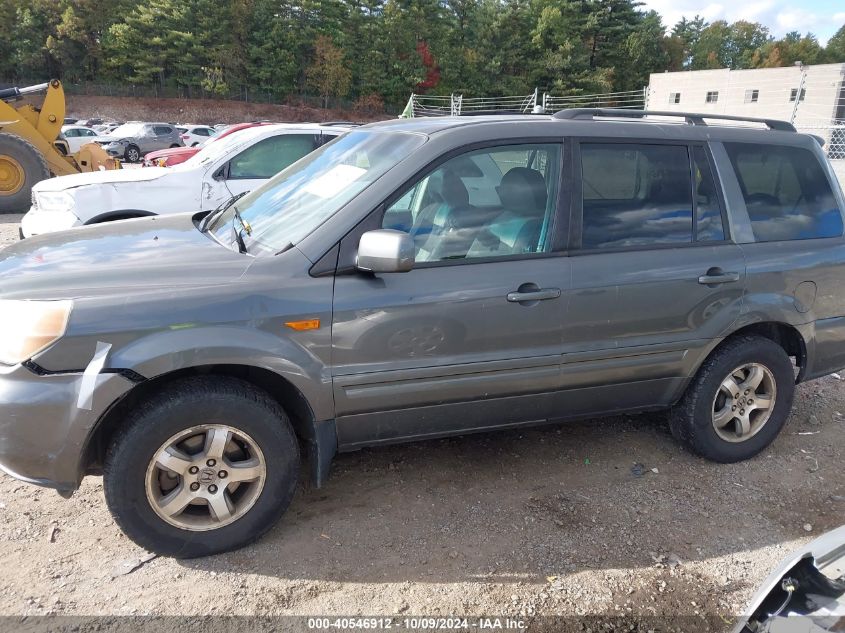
[671,15,707,69]
[690,20,731,69]
[753,31,824,67]
[824,24,845,62]
[306,35,352,107]
[728,21,771,69]
[0,0,834,112]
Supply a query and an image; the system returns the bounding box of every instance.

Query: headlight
[0,300,72,365]
[36,191,75,213]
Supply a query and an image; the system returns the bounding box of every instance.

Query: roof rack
[320,121,362,127]
[552,108,796,132]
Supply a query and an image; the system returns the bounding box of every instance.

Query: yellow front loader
[0,79,119,213]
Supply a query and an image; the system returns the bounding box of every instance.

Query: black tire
[0,133,50,213]
[103,376,300,558]
[124,144,141,162]
[669,335,795,462]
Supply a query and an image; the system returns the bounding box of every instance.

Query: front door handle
[507,288,561,302]
[698,267,740,285]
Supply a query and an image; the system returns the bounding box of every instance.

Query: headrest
[498,167,547,214]
[441,170,469,207]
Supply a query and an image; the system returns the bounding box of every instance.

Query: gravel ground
[0,216,843,631]
[0,214,22,245]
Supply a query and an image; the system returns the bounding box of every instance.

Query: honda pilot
[1,110,844,557]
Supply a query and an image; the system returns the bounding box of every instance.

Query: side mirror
[356,229,415,273]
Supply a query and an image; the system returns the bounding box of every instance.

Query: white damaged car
[21,123,350,238]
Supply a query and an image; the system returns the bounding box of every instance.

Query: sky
[641,0,845,44]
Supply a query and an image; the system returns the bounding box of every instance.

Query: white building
[647,63,845,184]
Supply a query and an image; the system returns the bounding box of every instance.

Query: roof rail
[320,121,362,127]
[552,108,796,132]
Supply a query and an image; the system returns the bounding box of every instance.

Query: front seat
[468,168,549,257]
[414,170,476,260]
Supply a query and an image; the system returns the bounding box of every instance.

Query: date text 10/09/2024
[307,617,528,630]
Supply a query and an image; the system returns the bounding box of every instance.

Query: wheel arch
[711,321,807,381]
[84,210,157,224]
[83,363,336,488]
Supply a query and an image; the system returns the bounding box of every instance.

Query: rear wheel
[0,133,50,213]
[670,335,795,462]
[103,376,300,557]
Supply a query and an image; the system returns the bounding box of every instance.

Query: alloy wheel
[145,424,266,531]
[711,363,777,443]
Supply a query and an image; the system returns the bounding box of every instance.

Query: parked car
[97,122,184,162]
[59,125,106,153]
[2,110,845,558]
[22,123,349,236]
[176,124,218,147]
[143,122,273,167]
[92,122,122,135]
[75,117,103,127]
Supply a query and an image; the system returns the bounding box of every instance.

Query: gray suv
[1,109,844,557]
[99,121,184,162]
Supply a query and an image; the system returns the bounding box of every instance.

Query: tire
[103,376,300,558]
[669,335,795,462]
[0,133,50,213]
[124,144,141,163]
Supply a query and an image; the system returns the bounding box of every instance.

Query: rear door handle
[698,269,740,285]
[507,288,561,302]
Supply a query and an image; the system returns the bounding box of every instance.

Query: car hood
[144,147,200,160]
[0,213,251,300]
[146,147,198,160]
[33,166,171,192]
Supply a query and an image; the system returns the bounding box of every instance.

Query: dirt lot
[63,94,389,126]
[0,215,843,631]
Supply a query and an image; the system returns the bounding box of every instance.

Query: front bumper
[103,144,125,158]
[0,363,136,492]
[21,207,82,238]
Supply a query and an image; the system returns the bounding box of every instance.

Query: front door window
[381,144,561,263]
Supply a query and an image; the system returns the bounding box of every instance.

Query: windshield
[109,123,146,138]
[210,130,425,253]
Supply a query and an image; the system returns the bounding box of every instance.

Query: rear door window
[724,142,843,242]
[579,144,694,249]
[154,126,174,136]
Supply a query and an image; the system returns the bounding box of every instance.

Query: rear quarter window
[724,142,843,242]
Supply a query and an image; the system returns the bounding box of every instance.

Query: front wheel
[124,144,141,163]
[669,335,795,462]
[0,133,50,213]
[103,376,299,557]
